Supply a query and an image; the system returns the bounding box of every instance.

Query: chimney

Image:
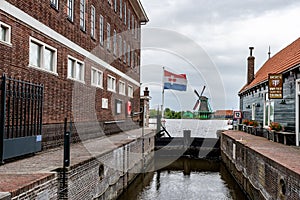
[143,87,149,96]
[247,47,255,85]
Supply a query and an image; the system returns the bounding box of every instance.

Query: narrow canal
[118,157,249,200]
[117,119,248,200]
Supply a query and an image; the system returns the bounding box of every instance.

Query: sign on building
[268,74,283,99]
[233,111,242,119]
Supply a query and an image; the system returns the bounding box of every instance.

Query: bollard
[183,130,191,149]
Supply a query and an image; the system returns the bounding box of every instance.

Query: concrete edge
[0,192,11,200]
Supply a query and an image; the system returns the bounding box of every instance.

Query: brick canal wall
[1,130,155,200]
[57,136,154,200]
[221,131,300,200]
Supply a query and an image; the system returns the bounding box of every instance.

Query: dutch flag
[163,70,187,91]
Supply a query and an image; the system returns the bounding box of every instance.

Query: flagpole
[161,67,165,119]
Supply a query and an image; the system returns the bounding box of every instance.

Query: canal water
[118,157,248,200]
[118,119,248,200]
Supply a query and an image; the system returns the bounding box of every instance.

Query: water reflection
[118,157,248,200]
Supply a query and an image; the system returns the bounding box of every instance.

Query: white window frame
[132,15,134,34]
[123,40,126,63]
[128,9,130,30]
[114,0,117,12]
[124,3,127,25]
[119,81,126,95]
[91,6,96,38]
[252,103,256,120]
[99,15,104,46]
[80,0,86,31]
[50,0,59,10]
[119,0,122,18]
[113,29,117,56]
[29,37,57,75]
[135,20,138,39]
[0,21,12,46]
[91,67,103,88]
[263,93,274,128]
[127,44,130,65]
[107,23,111,51]
[107,75,116,92]
[67,0,74,21]
[118,35,122,59]
[67,56,85,83]
[128,85,133,98]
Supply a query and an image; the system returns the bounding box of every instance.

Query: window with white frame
[135,20,138,39]
[118,35,122,58]
[263,93,274,127]
[99,15,104,45]
[0,22,11,45]
[128,85,133,98]
[127,44,130,65]
[107,75,116,92]
[119,0,122,18]
[128,10,130,30]
[68,56,84,82]
[80,0,86,31]
[91,67,103,88]
[114,0,117,12]
[132,51,135,68]
[107,23,111,51]
[50,0,59,9]
[124,3,126,25]
[29,37,57,74]
[67,0,74,21]
[132,16,134,34]
[123,40,126,63]
[119,81,125,95]
[91,6,96,38]
[113,30,117,56]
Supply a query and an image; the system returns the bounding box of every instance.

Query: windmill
[193,86,212,119]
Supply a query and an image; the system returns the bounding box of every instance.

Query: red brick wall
[0,0,143,149]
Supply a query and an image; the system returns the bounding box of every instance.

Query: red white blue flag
[163,70,187,91]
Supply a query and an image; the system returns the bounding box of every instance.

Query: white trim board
[0,1,140,86]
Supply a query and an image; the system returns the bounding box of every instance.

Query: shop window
[68,56,85,82]
[29,37,57,74]
[108,75,116,92]
[119,81,125,95]
[0,22,11,45]
[91,67,103,88]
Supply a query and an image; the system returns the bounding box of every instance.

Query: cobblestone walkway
[223,130,300,174]
[0,128,154,196]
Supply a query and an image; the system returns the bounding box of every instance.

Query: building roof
[214,110,233,116]
[239,37,300,94]
[130,0,149,23]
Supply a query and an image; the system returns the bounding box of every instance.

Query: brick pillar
[247,47,255,85]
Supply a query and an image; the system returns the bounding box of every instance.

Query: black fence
[0,74,44,163]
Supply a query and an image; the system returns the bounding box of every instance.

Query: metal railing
[0,74,44,163]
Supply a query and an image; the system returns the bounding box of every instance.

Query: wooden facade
[239,38,300,146]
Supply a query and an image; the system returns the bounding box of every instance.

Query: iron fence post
[0,74,7,164]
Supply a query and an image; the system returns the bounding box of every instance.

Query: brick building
[239,38,300,146]
[0,0,148,150]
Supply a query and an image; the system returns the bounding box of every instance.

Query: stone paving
[223,130,300,175]
[0,128,154,195]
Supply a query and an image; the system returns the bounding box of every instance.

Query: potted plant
[269,122,282,131]
[249,120,259,127]
[242,119,250,126]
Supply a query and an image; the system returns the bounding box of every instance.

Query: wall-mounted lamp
[280,99,287,105]
[255,103,260,107]
[246,105,251,109]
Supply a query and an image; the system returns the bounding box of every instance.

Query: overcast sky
[139,0,300,112]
